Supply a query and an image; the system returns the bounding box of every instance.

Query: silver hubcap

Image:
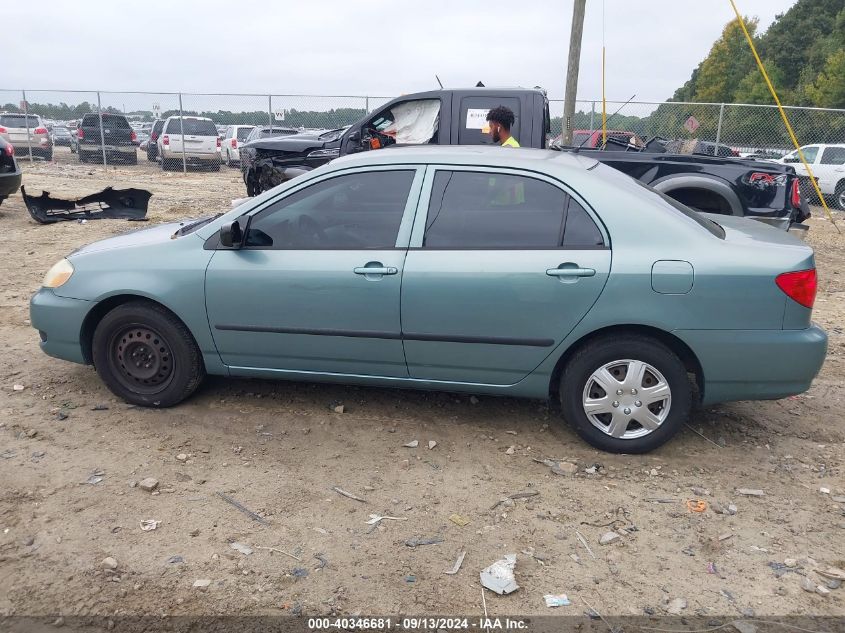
[582,359,671,439]
[838,190,845,209]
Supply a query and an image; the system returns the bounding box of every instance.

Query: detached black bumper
[0,167,22,201]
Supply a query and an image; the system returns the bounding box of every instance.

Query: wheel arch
[548,324,704,400]
[79,293,194,365]
[652,174,743,216]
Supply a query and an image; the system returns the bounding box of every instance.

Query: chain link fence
[4,89,845,171]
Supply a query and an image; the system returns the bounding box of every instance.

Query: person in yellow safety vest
[486,106,520,147]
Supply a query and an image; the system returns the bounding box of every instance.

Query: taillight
[34,127,47,135]
[231,138,237,148]
[77,128,84,139]
[4,144,13,157]
[130,131,137,142]
[0,126,7,133]
[151,132,159,141]
[216,137,221,148]
[791,178,802,208]
[162,135,170,146]
[776,269,817,309]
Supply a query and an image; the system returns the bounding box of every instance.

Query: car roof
[329,146,599,173]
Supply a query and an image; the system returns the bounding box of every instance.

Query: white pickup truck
[777,144,845,209]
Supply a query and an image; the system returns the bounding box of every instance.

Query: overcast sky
[4,0,797,108]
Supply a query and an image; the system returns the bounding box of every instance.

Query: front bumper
[30,288,90,365]
[675,324,828,405]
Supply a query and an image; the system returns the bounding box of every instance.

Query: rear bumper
[162,150,220,162]
[79,142,135,155]
[675,324,828,405]
[30,288,90,365]
[0,168,22,199]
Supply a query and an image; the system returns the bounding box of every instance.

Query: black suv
[77,113,137,164]
[146,119,165,162]
[0,136,21,208]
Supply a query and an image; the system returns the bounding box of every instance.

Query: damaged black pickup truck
[241,87,809,230]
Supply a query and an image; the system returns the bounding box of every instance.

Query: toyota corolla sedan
[30,147,827,453]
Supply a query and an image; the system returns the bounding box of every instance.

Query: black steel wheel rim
[108,325,175,395]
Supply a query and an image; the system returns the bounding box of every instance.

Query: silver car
[0,113,52,160]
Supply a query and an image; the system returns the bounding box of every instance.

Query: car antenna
[573,93,636,151]
[435,74,444,89]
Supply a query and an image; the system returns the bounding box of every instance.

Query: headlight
[43,259,74,288]
[306,148,340,159]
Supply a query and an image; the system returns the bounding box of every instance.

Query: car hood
[242,133,330,152]
[69,221,190,257]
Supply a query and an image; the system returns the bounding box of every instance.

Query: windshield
[319,126,348,141]
[236,127,253,141]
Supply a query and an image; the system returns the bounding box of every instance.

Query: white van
[158,116,221,170]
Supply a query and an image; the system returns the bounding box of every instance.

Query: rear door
[98,114,133,147]
[400,167,611,385]
[182,118,218,155]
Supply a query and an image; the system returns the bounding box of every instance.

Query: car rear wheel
[835,181,845,211]
[92,301,205,407]
[559,335,692,453]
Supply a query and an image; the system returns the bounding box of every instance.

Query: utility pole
[562,0,587,145]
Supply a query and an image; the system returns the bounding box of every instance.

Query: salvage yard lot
[1,147,844,618]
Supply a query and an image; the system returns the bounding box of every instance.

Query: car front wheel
[92,301,205,407]
[559,335,692,453]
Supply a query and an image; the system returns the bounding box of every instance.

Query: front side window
[245,170,415,250]
[796,146,819,163]
[821,146,845,165]
[364,99,440,149]
[423,170,602,249]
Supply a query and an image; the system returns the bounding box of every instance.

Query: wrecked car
[0,136,21,208]
[21,186,151,224]
[239,87,550,196]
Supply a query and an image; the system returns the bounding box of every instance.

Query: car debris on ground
[480,554,519,595]
[21,186,151,224]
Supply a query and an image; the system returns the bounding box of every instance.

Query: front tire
[559,335,692,453]
[92,301,205,407]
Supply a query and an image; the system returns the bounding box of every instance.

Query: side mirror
[219,220,243,249]
[347,130,361,143]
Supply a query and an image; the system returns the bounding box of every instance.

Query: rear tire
[559,335,692,453]
[835,180,845,211]
[92,301,204,407]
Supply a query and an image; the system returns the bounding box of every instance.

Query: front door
[205,167,423,377]
[401,168,611,385]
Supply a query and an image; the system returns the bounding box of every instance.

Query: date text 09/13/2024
[307,617,529,630]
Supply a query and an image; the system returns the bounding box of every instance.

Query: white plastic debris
[480,554,519,595]
[140,519,160,531]
[12,384,24,391]
[403,440,419,448]
[230,542,253,555]
[543,594,572,607]
[428,440,437,450]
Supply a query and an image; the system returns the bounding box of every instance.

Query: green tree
[691,18,757,103]
[805,49,845,107]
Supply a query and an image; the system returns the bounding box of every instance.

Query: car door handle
[354,266,398,275]
[546,266,595,277]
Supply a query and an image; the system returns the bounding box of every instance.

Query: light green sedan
[30,147,828,453]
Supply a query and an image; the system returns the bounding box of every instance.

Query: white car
[157,116,221,171]
[220,125,254,167]
[777,144,845,209]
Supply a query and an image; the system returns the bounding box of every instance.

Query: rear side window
[563,199,604,246]
[236,127,253,141]
[0,114,40,128]
[457,96,521,145]
[821,147,845,165]
[423,171,602,249]
[166,118,217,135]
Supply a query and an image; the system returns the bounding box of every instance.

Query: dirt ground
[1,147,844,623]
